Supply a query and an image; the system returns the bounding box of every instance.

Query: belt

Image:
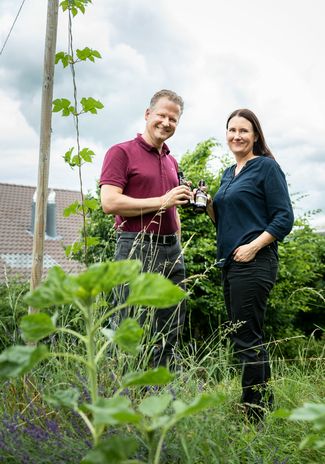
[117,232,178,245]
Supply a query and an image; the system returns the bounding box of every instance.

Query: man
[99,89,191,368]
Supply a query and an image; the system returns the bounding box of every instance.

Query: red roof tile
[0,183,87,281]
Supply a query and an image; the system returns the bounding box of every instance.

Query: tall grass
[0,329,324,463]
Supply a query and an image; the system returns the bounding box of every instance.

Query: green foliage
[267,221,325,344]
[67,187,116,264]
[76,47,102,62]
[1,339,324,463]
[68,138,325,353]
[80,97,104,114]
[52,97,75,116]
[55,51,73,68]
[107,318,144,355]
[81,436,139,464]
[20,312,56,342]
[63,147,96,168]
[60,0,92,16]
[289,402,325,450]
[0,260,226,464]
[178,139,231,338]
[54,1,104,267]
[0,345,48,378]
[0,278,29,349]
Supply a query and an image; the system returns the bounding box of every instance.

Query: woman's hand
[233,243,258,262]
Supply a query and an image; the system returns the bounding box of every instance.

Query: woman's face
[226,116,256,158]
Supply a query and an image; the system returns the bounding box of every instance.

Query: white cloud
[0,0,325,228]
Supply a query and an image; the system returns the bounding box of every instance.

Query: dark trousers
[222,246,278,416]
[113,232,186,367]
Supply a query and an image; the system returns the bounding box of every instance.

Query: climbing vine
[53,0,102,265]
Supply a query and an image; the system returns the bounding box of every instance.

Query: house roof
[0,183,86,282]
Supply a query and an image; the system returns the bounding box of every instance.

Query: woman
[207,109,294,421]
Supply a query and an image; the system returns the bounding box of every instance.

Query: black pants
[113,232,186,367]
[222,246,278,417]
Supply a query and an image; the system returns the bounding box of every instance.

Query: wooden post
[29,0,59,312]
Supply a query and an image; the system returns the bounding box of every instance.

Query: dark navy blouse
[213,156,294,267]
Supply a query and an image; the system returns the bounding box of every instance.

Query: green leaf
[92,49,101,59]
[86,236,100,247]
[63,201,81,217]
[80,97,104,114]
[148,415,171,431]
[84,198,98,211]
[65,241,83,257]
[173,393,225,420]
[20,313,56,342]
[126,273,187,308]
[272,408,291,419]
[290,403,325,431]
[102,260,142,293]
[81,436,138,464]
[24,266,76,308]
[63,147,74,165]
[113,318,143,355]
[85,396,140,426]
[299,434,325,450]
[60,1,69,13]
[55,51,72,67]
[76,47,102,62]
[45,387,80,409]
[138,393,173,417]
[122,367,174,387]
[25,260,142,310]
[0,345,48,378]
[52,98,75,116]
[79,147,95,163]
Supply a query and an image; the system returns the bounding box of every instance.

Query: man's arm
[100,184,192,217]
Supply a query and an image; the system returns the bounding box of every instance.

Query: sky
[1,0,325,228]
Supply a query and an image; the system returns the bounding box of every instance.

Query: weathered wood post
[29,0,59,313]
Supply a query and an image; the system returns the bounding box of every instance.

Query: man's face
[144,97,181,148]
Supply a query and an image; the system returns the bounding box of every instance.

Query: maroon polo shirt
[99,134,179,234]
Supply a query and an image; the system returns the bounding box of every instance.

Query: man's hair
[149,89,184,115]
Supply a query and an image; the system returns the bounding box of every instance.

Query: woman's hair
[149,89,184,115]
[226,109,275,159]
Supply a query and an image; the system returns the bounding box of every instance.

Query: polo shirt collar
[136,133,170,156]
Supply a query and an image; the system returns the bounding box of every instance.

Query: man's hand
[161,185,192,209]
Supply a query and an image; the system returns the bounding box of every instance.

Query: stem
[94,302,128,332]
[94,340,109,364]
[68,8,88,266]
[57,327,87,344]
[85,306,98,405]
[83,301,102,446]
[153,429,167,464]
[153,423,175,464]
[76,408,97,444]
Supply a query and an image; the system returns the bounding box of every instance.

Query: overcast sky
[1,0,324,227]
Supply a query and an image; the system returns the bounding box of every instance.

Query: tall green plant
[0,261,224,463]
